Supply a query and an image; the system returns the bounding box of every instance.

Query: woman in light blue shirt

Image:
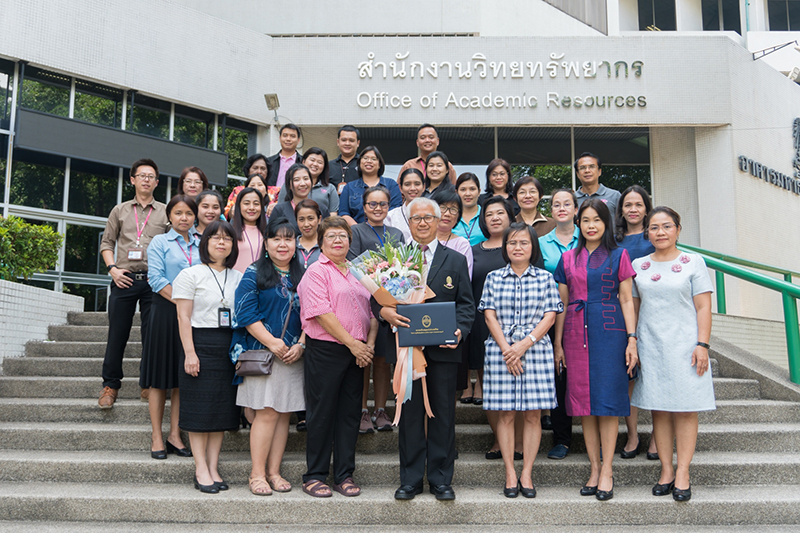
[140,195,201,461]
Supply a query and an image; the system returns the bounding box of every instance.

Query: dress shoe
[485,449,502,460]
[151,449,167,460]
[596,478,614,501]
[194,476,220,494]
[214,480,229,491]
[98,387,118,409]
[459,396,474,404]
[673,485,692,501]
[652,479,675,496]
[647,451,659,461]
[503,483,519,498]
[394,485,423,500]
[547,444,569,460]
[430,484,456,501]
[620,439,640,459]
[541,415,553,430]
[472,397,483,406]
[580,485,598,496]
[520,484,537,498]
[166,440,192,457]
[513,451,523,461]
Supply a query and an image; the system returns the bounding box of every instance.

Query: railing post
[715,271,727,315]
[784,273,800,385]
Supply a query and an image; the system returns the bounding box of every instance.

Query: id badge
[218,308,231,328]
[127,249,143,261]
[338,182,346,194]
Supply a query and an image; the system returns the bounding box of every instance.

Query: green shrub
[0,215,63,281]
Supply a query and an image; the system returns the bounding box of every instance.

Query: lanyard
[243,227,262,264]
[133,205,153,246]
[300,247,315,268]
[367,223,386,246]
[174,238,193,267]
[206,265,228,304]
[462,216,478,240]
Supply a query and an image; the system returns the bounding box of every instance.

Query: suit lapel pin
[444,276,454,289]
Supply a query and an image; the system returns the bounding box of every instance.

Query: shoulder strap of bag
[278,294,293,342]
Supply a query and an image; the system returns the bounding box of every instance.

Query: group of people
[97,123,715,503]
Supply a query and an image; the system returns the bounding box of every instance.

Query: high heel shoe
[580,485,598,496]
[214,480,229,491]
[166,440,192,457]
[194,476,219,494]
[620,439,640,459]
[652,479,675,496]
[596,478,614,501]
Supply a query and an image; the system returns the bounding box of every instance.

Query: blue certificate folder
[396,302,458,347]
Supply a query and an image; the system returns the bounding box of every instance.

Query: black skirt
[179,328,239,432]
[139,292,182,390]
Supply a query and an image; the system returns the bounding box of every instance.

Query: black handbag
[235,298,293,377]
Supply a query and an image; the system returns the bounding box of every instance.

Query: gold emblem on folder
[444,276,454,289]
[422,315,432,328]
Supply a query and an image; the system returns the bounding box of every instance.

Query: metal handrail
[677,244,800,384]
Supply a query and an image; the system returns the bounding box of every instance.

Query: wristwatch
[528,333,537,344]
[106,264,117,272]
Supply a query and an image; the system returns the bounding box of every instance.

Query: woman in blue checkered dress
[478,222,563,498]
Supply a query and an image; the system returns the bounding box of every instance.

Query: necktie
[420,244,428,265]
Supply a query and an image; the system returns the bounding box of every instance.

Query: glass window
[64,283,108,312]
[174,105,213,148]
[73,80,124,128]
[703,0,741,33]
[122,170,167,204]
[68,160,119,217]
[769,0,800,30]
[222,118,256,177]
[21,279,55,291]
[20,217,59,231]
[19,66,70,117]
[499,127,572,165]
[64,223,105,274]
[0,133,7,200]
[722,0,742,33]
[0,58,14,129]
[638,0,676,31]
[10,153,66,210]
[703,0,721,30]
[129,93,170,139]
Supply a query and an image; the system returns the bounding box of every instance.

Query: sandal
[332,477,361,497]
[249,476,272,496]
[302,479,332,498]
[268,475,292,492]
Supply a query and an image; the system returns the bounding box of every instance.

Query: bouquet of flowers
[349,238,435,424]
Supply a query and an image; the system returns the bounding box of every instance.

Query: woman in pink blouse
[297,216,379,499]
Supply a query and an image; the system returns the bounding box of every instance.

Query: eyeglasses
[490,172,508,178]
[648,223,676,233]
[518,189,538,197]
[134,174,157,181]
[361,156,379,163]
[209,235,233,243]
[183,180,203,186]
[507,240,531,249]
[324,233,349,242]
[552,202,574,210]
[409,215,438,224]
[366,201,389,209]
[440,206,459,215]
[577,165,598,172]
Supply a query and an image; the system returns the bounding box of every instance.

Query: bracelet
[697,342,710,349]
[627,333,637,339]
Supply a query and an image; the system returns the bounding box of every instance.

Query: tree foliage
[0,215,63,281]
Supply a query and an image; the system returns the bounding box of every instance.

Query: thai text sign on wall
[737,118,800,195]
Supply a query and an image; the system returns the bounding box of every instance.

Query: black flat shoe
[520,483,537,498]
[296,420,307,432]
[596,479,614,501]
[673,485,692,501]
[459,396,474,404]
[652,479,675,496]
[166,440,192,457]
[503,483,519,498]
[620,439,640,459]
[430,484,456,501]
[395,485,423,500]
[473,398,483,406]
[513,451,523,461]
[485,449,502,460]
[214,480,229,491]
[541,415,553,430]
[150,449,167,460]
[194,476,220,494]
[580,485,598,496]
[647,451,659,461]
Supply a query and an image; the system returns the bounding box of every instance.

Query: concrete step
[0,481,797,526]
[3,357,141,377]
[0,377,144,399]
[0,397,790,427]
[48,325,141,343]
[0,421,796,454]
[0,450,797,487]
[24,341,140,358]
[69,311,140,327]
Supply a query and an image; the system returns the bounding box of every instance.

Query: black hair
[431,188,463,225]
[198,220,239,269]
[177,166,209,195]
[424,151,451,190]
[255,216,303,292]
[130,158,159,178]
[398,167,425,188]
[478,196,514,238]
[362,185,391,206]
[338,125,361,141]
[196,189,224,209]
[245,172,269,192]
[231,187,266,240]
[280,123,301,136]
[512,176,544,203]
[295,198,322,220]
[615,185,653,242]
[357,146,385,178]
[485,159,513,195]
[643,206,682,242]
[417,123,439,136]
[501,222,540,267]
[456,172,481,191]
[242,154,268,178]
[574,152,602,172]
[302,147,330,186]
[574,198,617,265]
[550,187,578,209]
[284,164,313,202]
[166,194,198,219]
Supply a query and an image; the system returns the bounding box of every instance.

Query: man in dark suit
[266,123,302,188]
[374,197,475,501]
